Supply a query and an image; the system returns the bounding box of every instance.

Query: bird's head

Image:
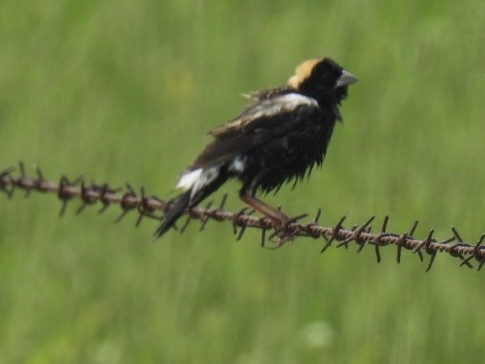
[287,58,357,104]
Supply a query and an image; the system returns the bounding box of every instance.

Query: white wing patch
[209,93,319,137]
[250,93,319,119]
[279,93,319,108]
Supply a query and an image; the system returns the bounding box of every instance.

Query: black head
[287,58,357,105]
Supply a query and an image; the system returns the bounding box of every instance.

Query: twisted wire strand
[1,163,484,271]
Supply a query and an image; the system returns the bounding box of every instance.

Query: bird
[155,57,357,238]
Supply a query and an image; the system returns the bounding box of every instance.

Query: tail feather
[155,190,191,237]
[155,166,229,238]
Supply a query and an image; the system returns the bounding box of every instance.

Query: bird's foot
[267,213,308,248]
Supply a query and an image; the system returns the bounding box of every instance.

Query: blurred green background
[1,0,484,363]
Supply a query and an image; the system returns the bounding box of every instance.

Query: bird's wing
[208,92,311,138]
[191,93,320,169]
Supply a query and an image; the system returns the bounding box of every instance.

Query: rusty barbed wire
[1,162,484,271]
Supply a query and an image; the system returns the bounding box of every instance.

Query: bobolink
[156,57,357,237]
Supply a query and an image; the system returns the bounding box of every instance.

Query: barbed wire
[1,162,484,271]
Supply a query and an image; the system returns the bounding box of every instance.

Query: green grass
[1,0,484,363]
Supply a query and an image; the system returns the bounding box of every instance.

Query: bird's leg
[239,191,290,226]
[240,192,298,247]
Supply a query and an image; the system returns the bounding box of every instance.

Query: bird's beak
[335,70,358,88]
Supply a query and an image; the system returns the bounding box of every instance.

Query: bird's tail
[155,169,229,238]
[155,190,192,237]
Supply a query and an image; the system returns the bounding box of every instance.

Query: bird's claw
[267,213,308,248]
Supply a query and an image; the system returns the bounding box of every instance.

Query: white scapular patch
[278,93,319,109]
[251,93,319,119]
[176,166,220,197]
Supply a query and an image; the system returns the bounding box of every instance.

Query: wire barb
[1,165,484,271]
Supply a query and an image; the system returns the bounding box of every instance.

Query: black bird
[156,57,357,237]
